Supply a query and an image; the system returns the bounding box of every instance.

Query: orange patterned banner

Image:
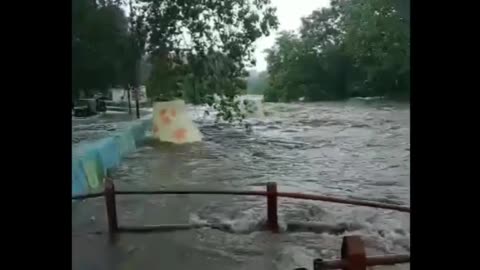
[152,100,202,144]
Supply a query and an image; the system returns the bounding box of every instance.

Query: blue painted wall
[72,117,152,197]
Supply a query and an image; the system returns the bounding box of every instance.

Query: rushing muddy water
[72,97,410,270]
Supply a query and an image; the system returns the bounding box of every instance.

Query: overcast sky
[253,0,331,71]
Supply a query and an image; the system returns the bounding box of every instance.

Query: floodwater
[72,97,410,270]
[72,109,151,145]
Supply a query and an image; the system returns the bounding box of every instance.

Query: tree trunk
[135,87,140,119]
[127,87,132,115]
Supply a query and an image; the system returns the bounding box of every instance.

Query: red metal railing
[72,179,410,270]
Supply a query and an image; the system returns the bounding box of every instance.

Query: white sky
[253,0,331,71]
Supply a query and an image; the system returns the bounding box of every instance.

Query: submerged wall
[72,116,152,197]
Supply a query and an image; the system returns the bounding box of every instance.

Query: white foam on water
[189,206,268,234]
[274,245,318,270]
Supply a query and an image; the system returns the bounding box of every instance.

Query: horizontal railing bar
[118,224,207,233]
[114,222,357,235]
[115,190,268,196]
[317,254,410,269]
[277,192,410,213]
[72,188,410,212]
[72,192,105,200]
[366,254,410,266]
[113,190,410,212]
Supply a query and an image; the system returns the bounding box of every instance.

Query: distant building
[109,86,147,103]
[109,88,127,103]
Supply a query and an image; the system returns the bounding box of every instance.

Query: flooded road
[72,98,410,270]
[72,109,151,145]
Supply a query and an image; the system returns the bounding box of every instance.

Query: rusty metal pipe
[278,192,410,213]
[114,190,409,212]
[118,224,207,233]
[115,190,267,196]
[73,188,410,213]
[315,254,410,269]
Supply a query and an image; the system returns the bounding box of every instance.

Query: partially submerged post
[341,236,366,270]
[313,236,368,270]
[104,178,118,236]
[266,182,279,233]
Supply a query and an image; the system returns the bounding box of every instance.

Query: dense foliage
[263,0,410,102]
[72,0,145,99]
[72,0,409,122]
[72,0,278,122]
[139,0,278,121]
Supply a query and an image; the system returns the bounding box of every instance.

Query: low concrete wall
[72,116,152,197]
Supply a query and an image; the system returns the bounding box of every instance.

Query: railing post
[341,236,367,270]
[266,182,279,233]
[313,259,327,270]
[104,178,118,236]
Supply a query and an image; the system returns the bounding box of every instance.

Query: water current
[72,97,410,270]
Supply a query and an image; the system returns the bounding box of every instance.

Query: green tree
[264,31,306,101]
[135,0,278,121]
[343,0,410,98]
[263,0,410,102]
[72,0,137,98]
